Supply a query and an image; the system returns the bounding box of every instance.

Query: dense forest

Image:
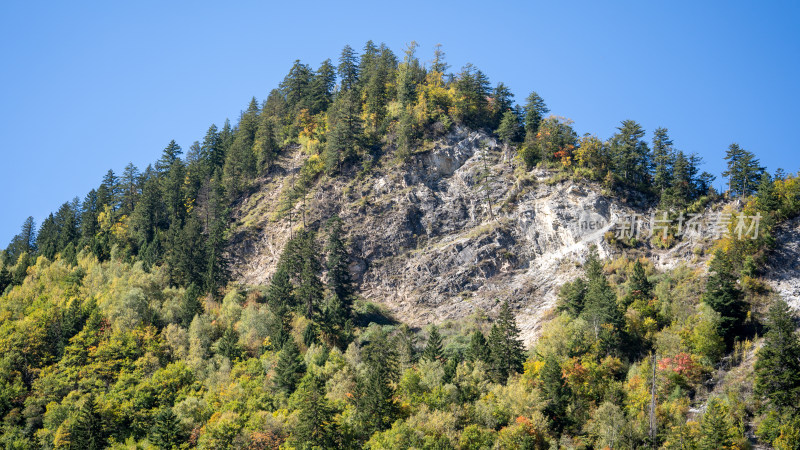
[1,41,800,449]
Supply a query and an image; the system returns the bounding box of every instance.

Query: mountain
[1,43,799,449]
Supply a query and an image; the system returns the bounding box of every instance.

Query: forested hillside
[2,41,800,449]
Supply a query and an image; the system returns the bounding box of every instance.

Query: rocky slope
[228,128,719,345]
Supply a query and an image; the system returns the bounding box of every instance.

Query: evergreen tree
[292,373,336,448]
[308,58,336,114]
[266,263,294,347]
[698,398,736,449]
[353,329,399,438]
[629,259,652,298]
[723,143,764,197]
[0,265,11,294]
[203,124,224,170]
[557,278,587,317]
[487,301,526,382]
[756,172,780,213]
[100,169,120,211]
[156,140,183,175]
[325,216,353,306]
[496,109,522,145]
[281,60,313,111]
[69,394,105,450]
[702,250,747,347]
[5,216,36,262]
[580,249,622,348]
[323,90,362,173]
[540,353,571,432]
[609,120,651,186]
[453,63,492,128]
[397,41,424,108]
[274,338,305,394]
[523,91,549,141]
[422,325,444,362]
[296,231,323,319]
[119,163,141,215]
[149,407,181,449]
[651,127,674,200]
[338,45,359,92]
[468,330,490,363]
[216,325,242,361]
[755,301,800,411]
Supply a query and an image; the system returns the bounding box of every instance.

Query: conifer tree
[297,231,323,319]
[723,143,764,197]
[149,407,181,449]
[702,250,747,346]
[651,127,674,200]
[629,259,652,298]
[353,329,399,438]
[609,120,650,186]
[292,373,336,448]
[468,330,490,363]
[422,325,444,362]
[325,216,353,306]
[755,301,800,411]
[338,45,359,92]
[496,109,522,145]
[523,91,549,141]
[487,301,526,382]
[698,398,736,449]
[69,394,105,450]
[274,338,305,394]
[540,353,571,432]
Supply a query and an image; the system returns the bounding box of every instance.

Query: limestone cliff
[228,128,719,345]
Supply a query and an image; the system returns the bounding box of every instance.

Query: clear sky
[1,0,799,247]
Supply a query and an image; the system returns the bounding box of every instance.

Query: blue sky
[1,0,799,246]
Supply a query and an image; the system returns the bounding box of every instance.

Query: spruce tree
[149,407,181,449]
[422,325,444,362]
[353,329,399,438]
[698,398,736,449]
[292,373,336,448]
[702,250,747,347]
[69,394,105,450]
[754,301,800,411]
[274,338,305,394]
[496,109,522,145]
[651,127,674,200]
[325,216,353,306]
[468,330,490,363]
[629,259,652,298]
[487,301,526,382]
[723,143,764,197]
[297,231,323,319]
[540,353,571,432]
[523,91,549,141]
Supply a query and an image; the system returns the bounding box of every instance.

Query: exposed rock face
[228,128,712,345]
[765,216,800,310]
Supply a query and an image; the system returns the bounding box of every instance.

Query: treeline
[1,40,782,288]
